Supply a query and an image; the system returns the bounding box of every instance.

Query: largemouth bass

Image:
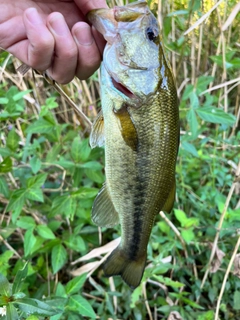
[88,0,179,289]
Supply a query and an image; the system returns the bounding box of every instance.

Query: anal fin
[92,184,119,227]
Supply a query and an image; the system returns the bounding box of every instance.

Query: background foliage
[0,0,240,319]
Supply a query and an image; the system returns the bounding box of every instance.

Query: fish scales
[88,0,179,288]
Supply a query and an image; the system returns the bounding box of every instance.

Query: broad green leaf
[6,303,19,320]
[7,189,26,217]
[130,285,142,308]
[66,274,87,295]
[51,195,72,216]
[16,217,36,229]
[30,156,41,174]
[26,118,54,134]
[0,251,14,276]
[64,235,86,252]
[12,262,28,294]
[49,315,63,320]
[13,90,32,101]
[27,173,47,189]
[67,295,96,318]
[40,98,58,116]
[71,187,98,199]
[85,169,105,183]
[177,296,204,309]
[0,176,9,197]
[54,160,75,169]
[174,209,188,227]
[26,316,40,320]
[78,161,102,170]
[0,147,11,157]
[230,57,240,69]
[0,157,12,173]
[51,244,67,274]
[196,107,236,126]
[71,138,91,163]
[234,291,240,310]
[182,84,194,101]
[12,292,26,300]
[197,310,214,320]
[181,141,199,157]
[29,236,45,255]
[45,97,58,109]
[6,130,19,152]
[184,217,199,228]
[46,144,62,162]
[24,229,36,257]
[157,221,170,234]
[210,54,235,69]
[153,275,184,288]
[0,97,9,104]
[196,76,214,92]
[55,283,67,297]
[26,189,44,202]
[0,273,10,295]
[14,298,59,316]
[71,137,83,163]
[36,225,55,240]
[187,108,198,139]
[181,229,195,243]
[189,91,199,109]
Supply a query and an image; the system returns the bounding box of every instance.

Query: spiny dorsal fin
[92,184,119,227]
[90,110,105,148]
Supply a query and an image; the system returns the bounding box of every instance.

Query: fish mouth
[87,2,148,43]
[111,77,137,99]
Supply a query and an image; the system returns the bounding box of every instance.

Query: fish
[87,0,179,289]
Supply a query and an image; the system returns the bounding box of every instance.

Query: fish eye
[146,27,158,42]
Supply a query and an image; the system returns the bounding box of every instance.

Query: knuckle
[62,45,78,60]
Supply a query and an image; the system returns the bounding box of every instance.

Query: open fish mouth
[111,77,137,99]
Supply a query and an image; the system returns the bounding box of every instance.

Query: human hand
[0,0,107,83]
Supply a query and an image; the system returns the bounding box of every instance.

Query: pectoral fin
[92,184,119,227]
[162,180,176,213]
[115,109,138,151]
[90,110,105,148]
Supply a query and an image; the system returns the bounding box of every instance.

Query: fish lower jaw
[111,76,138,100]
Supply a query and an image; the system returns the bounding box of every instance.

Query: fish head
[88,1,166,106]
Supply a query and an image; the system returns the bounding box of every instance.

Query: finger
[92,26,106,57]
[47,12,78,84]
[22,8,55,70]
[72,22,102,80]
[74,0,108,16]
[0,16,26,50]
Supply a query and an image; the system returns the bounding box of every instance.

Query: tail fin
[103,246,146,289]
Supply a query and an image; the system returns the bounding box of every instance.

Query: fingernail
[49,13,69,36]
[74,25,93,46]
[25,8,43,25]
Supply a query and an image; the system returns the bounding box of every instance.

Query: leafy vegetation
[0,0,239,319]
